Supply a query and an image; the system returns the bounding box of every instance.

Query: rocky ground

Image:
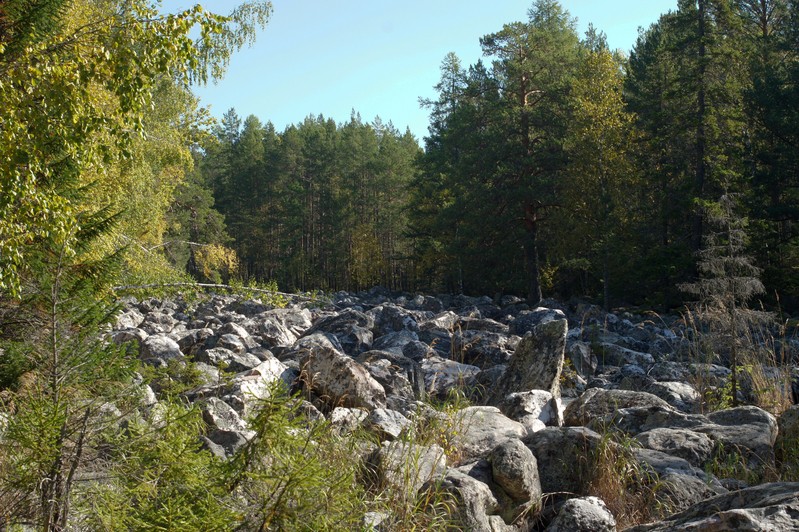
[111,287,799,531]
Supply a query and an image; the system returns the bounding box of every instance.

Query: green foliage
[81,401,238,530]
[225,384,368,530]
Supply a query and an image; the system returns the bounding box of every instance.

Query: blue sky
[162,1,678,141]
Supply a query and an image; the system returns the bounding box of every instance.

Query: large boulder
[367,441,446,496]
[488,438,542,505]
[487,319,568,405]
[451,406,527,463]
[563,388,675,427]
[545,496,617,532]
[302,308,374,355]
[626,482,799,532]
[420,356,480,399]
[509,308,566,336]
[497,390,563,433]
[524,426,604,495]
[423,468,514,532]
[298,333,386,410]
[635,427,715,468]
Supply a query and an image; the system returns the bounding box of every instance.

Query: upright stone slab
[488,318,567,405]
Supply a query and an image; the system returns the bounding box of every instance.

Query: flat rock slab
[627,482,799,532]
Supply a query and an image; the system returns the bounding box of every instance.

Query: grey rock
[626,482,799,532]
[140,334,183,361]
[643,381,701,413]
[367,304,420,337]
[452,406,527,462]
[567,341,598,379]
[368,441,446,496]
[372,329,419,352]
[497,390,563,434]
[596,343,655,368]
[365,408,411,441]
[115,308,145,329]
[423,468,514,532]
[420,356,480,399]
[508,307,567,336]
[545,496,617,532]
[525,426,604,495]
[257,317,297,348]
[303,308,374,355]
[329,406,368,434]
[177,328,214,356]
[488,438,542,503]
[635,428,715,468]
[487,319,568,404]
[298,333,386,410]
[563,388,674,427]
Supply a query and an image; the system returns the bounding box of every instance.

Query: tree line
[192,0,799,311]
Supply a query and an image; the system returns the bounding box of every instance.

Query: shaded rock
[458,316,508,334]
[626,482,799,532]
[635,427,715,468]
[567,341,598,379]
[596,343,654,368]
[366,304,420,337]
[488,438,542,504]
[219,321,250,338]
[367,441,446,496]
[634,448,726,510]
[451,330,514,368]
[509,308,567,336]
[177,328,215,356]
[140,311,179,334]
[372,329,419,352]
[303,308,374,355]
[420,356,480,399]
[196,347,262,373]
[257,318,297,348]
[544,496,617,532]
[298,333,386,410]
[356,350,424,400]
[423,468,513,532]
[487,319,568,405]
[643,381,701,413]
[563,388,674,427]
[525,426,604,495]
[111,327,148,349]
[696,406,778,471]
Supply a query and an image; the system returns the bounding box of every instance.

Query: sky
[162,0,678,142]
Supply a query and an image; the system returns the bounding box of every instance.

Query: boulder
[497,390,563,434]
[423,468,514,532]
[695,406,778,471]
[635,427,715,468]
[367,441,446,496]
[196,347,262,373]
[302,308,374,355]
[508,308,567,336]
[140,334,183,362]
[420,356,480,399]
[544,496,617,532]
[451,406,527,463]
[298,333,386,410]
[626,482,799,532]
[563,388,675,427]
[524,426,604,495]
[488,438,542,504]
[364,408,411,441]
[366,304,420,337]
[487,319,568,405]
